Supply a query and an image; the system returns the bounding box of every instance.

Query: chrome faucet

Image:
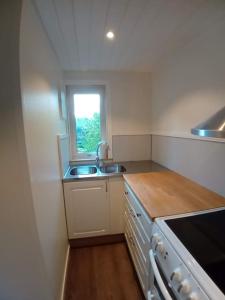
[96,141,108,167]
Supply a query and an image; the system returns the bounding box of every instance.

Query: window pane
[74,94,101,154]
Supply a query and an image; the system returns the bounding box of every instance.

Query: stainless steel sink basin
[70,166,97,176]
[99,164,126,174]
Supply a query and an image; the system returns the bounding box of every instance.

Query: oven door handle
[149,249,173,300]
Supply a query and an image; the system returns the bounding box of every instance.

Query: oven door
[148,250,178,300]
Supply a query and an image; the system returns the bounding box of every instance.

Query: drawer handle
[136,213,142,217]
[125,191,128,195]
[129,236,135,247]
[129,209,136,218]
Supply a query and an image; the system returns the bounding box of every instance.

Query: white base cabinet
[63,177,125,239]
[109,177,125,234]
[64,180,109,239]
[124,182,152,298]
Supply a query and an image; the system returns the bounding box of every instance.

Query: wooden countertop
[123,171,225,220]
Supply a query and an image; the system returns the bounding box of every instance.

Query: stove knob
[170,268,182,283]
[186,292,199,300]
[155,241,165,254]
[177,279,191,295]
[151,233,160,244]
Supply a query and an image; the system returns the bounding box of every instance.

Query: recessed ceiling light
[106,31,115,40]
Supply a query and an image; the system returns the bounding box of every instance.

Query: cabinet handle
[129,209,136,218]
[106,182,108,193]
[125,191,128,195]
[136,213,142,217]
[129,236,135,247]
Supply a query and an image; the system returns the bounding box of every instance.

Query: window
[67,86,106,160]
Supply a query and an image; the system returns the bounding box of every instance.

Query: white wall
[64,70,151,135]
[20,0,68,299]
[0,1,52,299]
[151,3,225,198]
[151,15,225,136]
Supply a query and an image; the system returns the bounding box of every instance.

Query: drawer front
[128,215,149,272]
[124,208,129,227]
[125,218,149,296]
[125,199,150,266]
[124,183,152,243]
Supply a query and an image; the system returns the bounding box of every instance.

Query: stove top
[166,209,225,295]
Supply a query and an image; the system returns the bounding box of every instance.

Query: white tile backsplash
[152,135,225,197]
[112,135,151,162]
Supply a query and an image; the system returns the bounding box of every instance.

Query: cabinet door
[64,180,109,239]
[109,177,125,234]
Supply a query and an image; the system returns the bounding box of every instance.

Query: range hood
[191,106,225,138]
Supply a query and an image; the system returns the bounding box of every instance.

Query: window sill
[70,158,96,163]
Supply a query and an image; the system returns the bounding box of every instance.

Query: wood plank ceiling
[33,0,225,71]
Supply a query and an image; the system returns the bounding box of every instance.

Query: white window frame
[67,85,107,160]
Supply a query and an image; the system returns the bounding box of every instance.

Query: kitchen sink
[99,164,126,174]
[70,166,97,176]
[69,163,126,177]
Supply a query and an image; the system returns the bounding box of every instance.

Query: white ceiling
[33,0,225,72]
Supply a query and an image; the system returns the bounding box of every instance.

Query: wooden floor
[64,242,145,300]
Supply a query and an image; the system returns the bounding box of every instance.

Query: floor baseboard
[69,233,125,248]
